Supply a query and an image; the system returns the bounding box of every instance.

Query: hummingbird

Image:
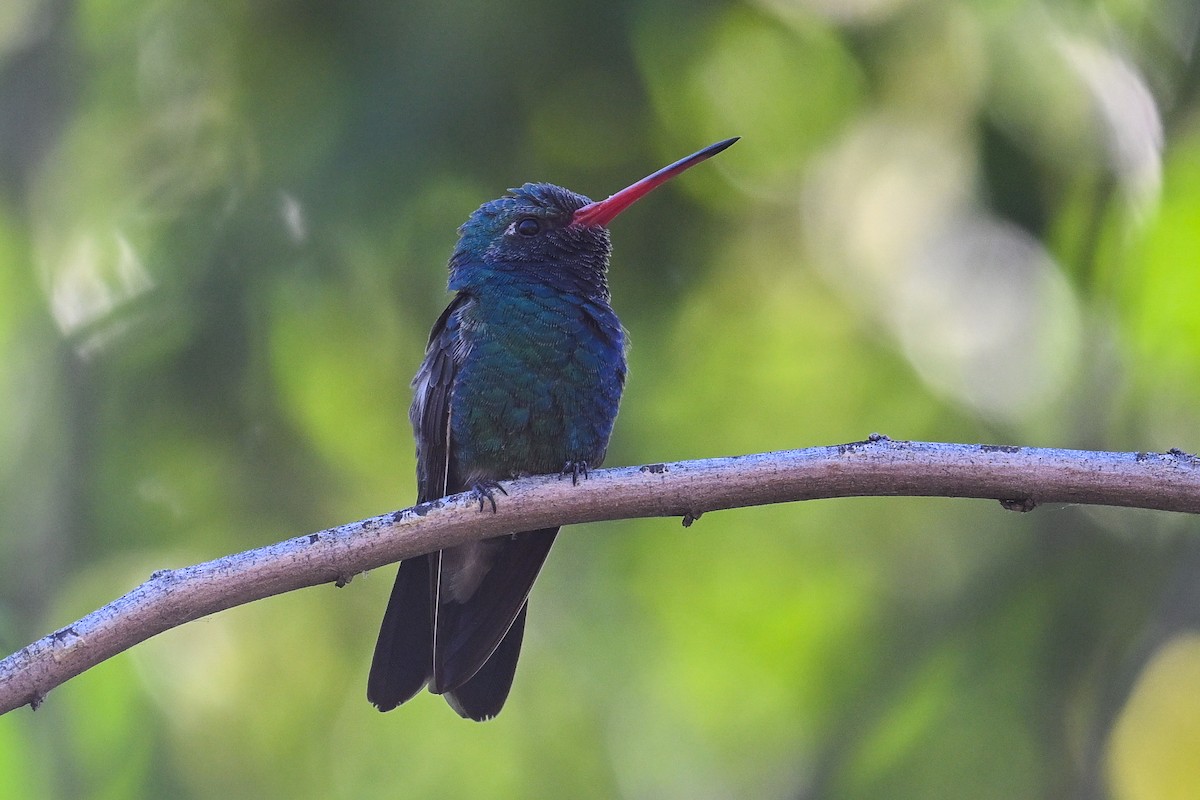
[367,138,738,720]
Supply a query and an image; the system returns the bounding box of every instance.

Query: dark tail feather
[367,554,433,711]
[432,527,558,694]
[443,604,528,721]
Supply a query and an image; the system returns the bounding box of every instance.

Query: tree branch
[3,436,1199,715]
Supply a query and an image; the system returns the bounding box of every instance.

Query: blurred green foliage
[2,0,1200,797]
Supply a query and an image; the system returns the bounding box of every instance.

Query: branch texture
[3,437,1199,715]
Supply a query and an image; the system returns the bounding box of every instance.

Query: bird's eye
[515,217,540,237]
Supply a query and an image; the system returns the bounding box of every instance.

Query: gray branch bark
[3,436,1199,715]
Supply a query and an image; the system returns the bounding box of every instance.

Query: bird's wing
[411,294,469,504]
[367,294,468,711]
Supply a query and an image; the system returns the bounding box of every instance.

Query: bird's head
[449,183,611,291]
[447,138,738,293]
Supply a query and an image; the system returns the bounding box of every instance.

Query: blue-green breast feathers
[449,286,625,480]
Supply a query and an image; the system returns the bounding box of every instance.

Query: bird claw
[470,480,507,513]
[560,460,590,486]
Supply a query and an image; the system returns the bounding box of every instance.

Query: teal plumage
[368,139,737,720]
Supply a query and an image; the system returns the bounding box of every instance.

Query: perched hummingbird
[367,138,738,720]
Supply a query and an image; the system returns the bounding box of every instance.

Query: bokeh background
[1,0,1199,797]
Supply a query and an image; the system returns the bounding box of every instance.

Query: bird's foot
[469,480,507,513]
[560,460,590,486]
